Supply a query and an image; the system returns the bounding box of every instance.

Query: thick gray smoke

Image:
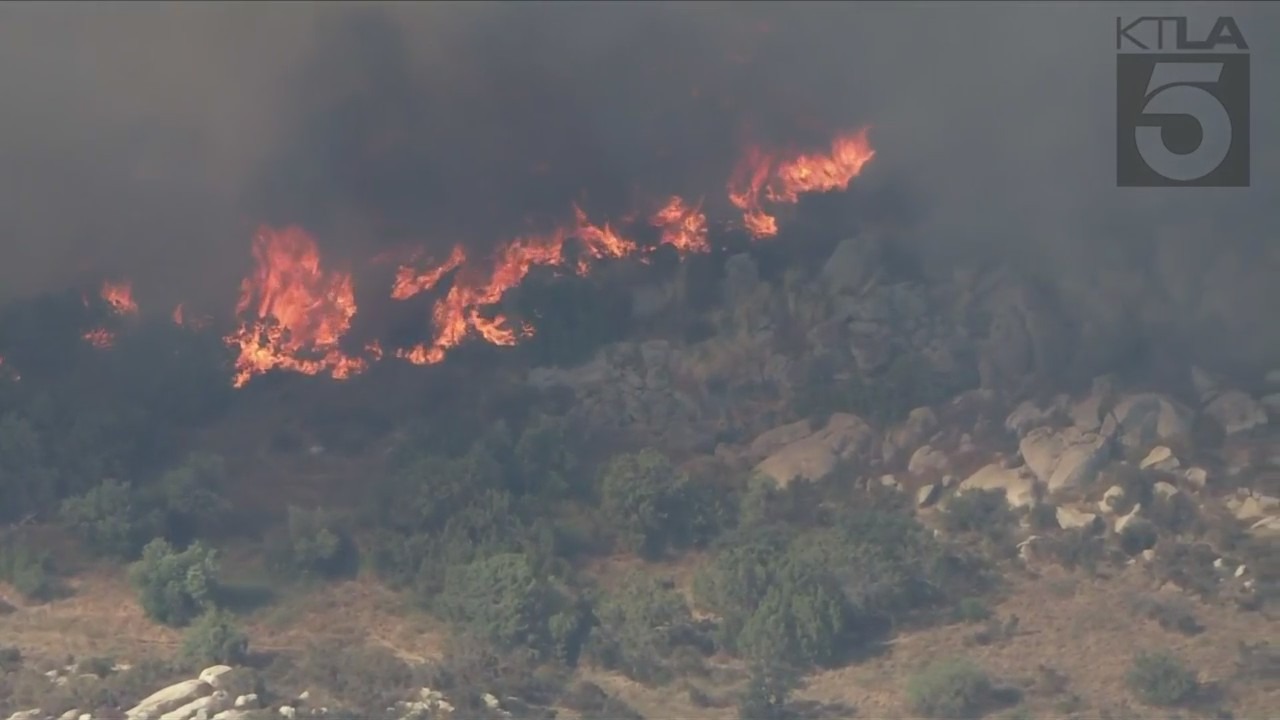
[0,3,1277,368]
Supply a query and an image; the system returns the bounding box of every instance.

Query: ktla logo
[1116,16,1250,187]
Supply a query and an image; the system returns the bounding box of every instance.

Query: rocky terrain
[3,234,1279,719]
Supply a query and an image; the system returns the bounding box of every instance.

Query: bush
[181,609,249,666]
[128,539,219,626]
[0,542,58,601]
[586,573,699,684]
[953,597,992,624]
[1126,650,1198,706]
[942,489,1017,548]
[154,453,230,543]
[906,658,997,719]
[736,563,849,668]
[600,449,703,559]
[268,506,355,580]
[435,552,560,654]
[737,661,800,720]
[60,479,162,560]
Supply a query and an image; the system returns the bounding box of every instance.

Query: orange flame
[650,196,710,254]
[391,245,467,301]
[224,226,374,388]
[728,128,875,239]
[100,281,139,316]
[83,328,115,349]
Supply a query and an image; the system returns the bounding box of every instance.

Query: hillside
[2,232,1279,720]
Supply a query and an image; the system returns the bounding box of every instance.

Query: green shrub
[906,658,996,719]
[600,449,702,559]
[1126,650,1198,706]
[181,609,249,666]
[0,542,58,601]
[60,479,161,560]
[736,661,800,720]
[268,506,355,580]
[128,539,219,626]
[953,597,992,624]
[435,552,560,654]
[587,573,699,684]
[942,489,1017,547]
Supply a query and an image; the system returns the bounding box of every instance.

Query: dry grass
[4,545,1276,718]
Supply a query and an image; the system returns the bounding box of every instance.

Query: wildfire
[79,280,141,348]
[728,128,876,239]
[651,196,710,254]
[70,126,873,385]
[100,281,139,316]
[223,226,376,388]
[83,328,115,349]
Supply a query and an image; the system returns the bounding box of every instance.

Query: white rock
[1056,506,1102,532]
[1236,564,1248,578]
[58,711,80,720]
[1184,467,1208,490]
[6,711,43,720]
[1116,504,1144,534]
[1019,426,1110,493]
[754,413,877,487]
[908,444,949,475]
[959,463,1040,509]
[233,695,257,709]
[1153,481,1180,499]
[198,666,234,688]
[278,708,295,720]
[916,481,942,508]
[482,693,502,710]
[1249,516,1280,537]
[1139,446,1179,472]
[127,680,213,720]
[1099,485,1126,514]
[879,474,900,490]
[159,692,230,720]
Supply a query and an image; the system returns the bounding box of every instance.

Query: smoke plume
[1,3,1277,368]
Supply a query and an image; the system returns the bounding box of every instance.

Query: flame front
[81,280,139,348]
[224,226,374,388]
[728,128,876,239]
[73,127,873,385]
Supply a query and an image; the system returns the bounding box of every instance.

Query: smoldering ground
[0,2,1277,368]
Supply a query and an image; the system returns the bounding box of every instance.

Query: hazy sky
[0,2,1276,364]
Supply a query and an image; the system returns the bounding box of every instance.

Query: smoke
[1,3,1277,366]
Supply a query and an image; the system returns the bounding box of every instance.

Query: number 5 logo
[1134,62,1232,182]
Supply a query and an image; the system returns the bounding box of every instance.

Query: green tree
[737,660,800,720]
[589,573,696,683]
[154,452,230,543]
[737,561,849,668]
[269,506,353,580]
[129,538,219,626]
[436,552,558,653]
[60,478,161,560]
[693,529,792,647]
[600,449,697,559]
[182,609,249,666]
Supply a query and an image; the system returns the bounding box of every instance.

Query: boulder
[1056,506,1103,532]
[916,481,942,508]
[1139,446,1179,472]
[198,666,234,688]
[883,407,938,465]
[1018,426,1110,493]
[747,420,816,462]
[1099,485,1126,514]
[755,413,877,487]
[1106,393,1194,450]
[126,680,213,720]
[958,463,1039,509]
[907,445,949,476]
